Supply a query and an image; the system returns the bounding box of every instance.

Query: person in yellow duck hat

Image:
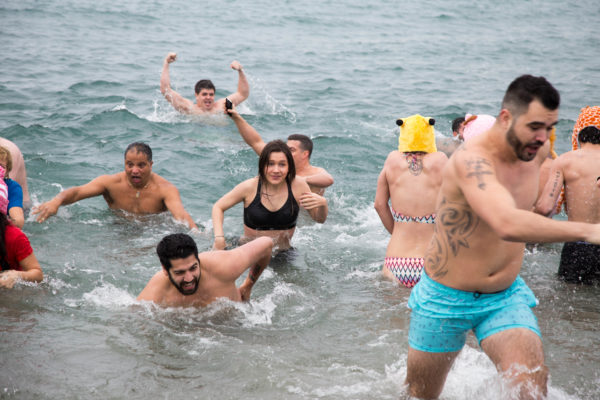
[374,114,447,288]
[397,114,438,154]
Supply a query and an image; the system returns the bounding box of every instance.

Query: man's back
[560,145,600,223]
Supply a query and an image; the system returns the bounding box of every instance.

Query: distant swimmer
[33,142,198,230]
[405,75,600,399]
[0,137,30,207]
[212,140,328,251]
[137,234,273,307]
[160,52,249,114]
[0,171,43,288]
[435,116,465,157]
[0,146,25,228]
[536,106,600,283]
[227,106,334,195]
[374,115,447,288]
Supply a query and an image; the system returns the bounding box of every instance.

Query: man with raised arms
[535,106,600,283]
[226,107,334,195]
[405,75,600,399]
[33,142,198,230]
[160,52,249,114]
[138,234,273,307]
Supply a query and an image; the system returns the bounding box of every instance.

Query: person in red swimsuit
[0,165,43,289]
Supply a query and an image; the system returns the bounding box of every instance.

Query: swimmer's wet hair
[502,75,560,116]
[195,79,216,95]
[157,233,199,271]
[287,134,313,158]
[0,146,13,177]
[451,117,465,133]
[258,140,296,184]
[124,142,152,162]
[578,126,600,145]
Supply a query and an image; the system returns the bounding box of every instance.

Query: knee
[406,379,443,400]
[504,362,548,399]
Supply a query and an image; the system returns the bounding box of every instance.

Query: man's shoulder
[306,164,328,174]
[100,171,125,181]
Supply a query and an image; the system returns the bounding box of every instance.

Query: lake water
[1,0,599,398]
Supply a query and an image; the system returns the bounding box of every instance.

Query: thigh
[481,328,544,371]
[480,328,547,397]
[406,346,460,399]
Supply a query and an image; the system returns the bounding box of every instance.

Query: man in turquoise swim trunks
[405,75,600,399]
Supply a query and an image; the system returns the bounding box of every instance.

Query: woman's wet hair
[124,142,152,162]
[258,140,296,184]
[0,146,13,178]
[156,233,199,271]
[578,126,600,145]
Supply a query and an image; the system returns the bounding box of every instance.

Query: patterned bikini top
[390,206,436,224]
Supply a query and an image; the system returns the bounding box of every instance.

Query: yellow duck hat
[396,114,437,153]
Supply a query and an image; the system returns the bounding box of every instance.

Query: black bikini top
[244,179,299,231]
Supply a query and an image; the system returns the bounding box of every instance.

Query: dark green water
[1,0,599,398]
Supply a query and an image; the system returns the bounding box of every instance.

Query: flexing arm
[32,175,110,223]
[226,107,266,155]
[304,168,334,189]
[211,179,253,250]
[295,178,328,223]
[456,152,599,243]
[534,158,564,217]
[0,253,43,288]
[160,52,194,113]
[226,61,249,106]
[374,163,394,234]
[162,184,198,230]
[210,236,273,301]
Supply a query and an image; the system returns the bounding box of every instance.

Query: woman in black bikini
[212,140,328,250]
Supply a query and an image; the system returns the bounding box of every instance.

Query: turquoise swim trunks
[408,269,540,353]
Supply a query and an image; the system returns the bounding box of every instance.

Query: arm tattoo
[465,157,493,190]
[548,171,561,197]
[405,153,424,176]
[426,197,479,278]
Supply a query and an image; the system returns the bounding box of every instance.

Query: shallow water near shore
[1,0,599,398]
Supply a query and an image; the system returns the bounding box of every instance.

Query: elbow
[374,200,387,215]
[262,236,274,252]
[30,268,44,283]
[494,221,521,242]
[534,200,553,217]
[315,209,328,224]
[13,217,25,229]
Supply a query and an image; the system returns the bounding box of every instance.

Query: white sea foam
[82,283,138,308]
[385,346,579,399]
